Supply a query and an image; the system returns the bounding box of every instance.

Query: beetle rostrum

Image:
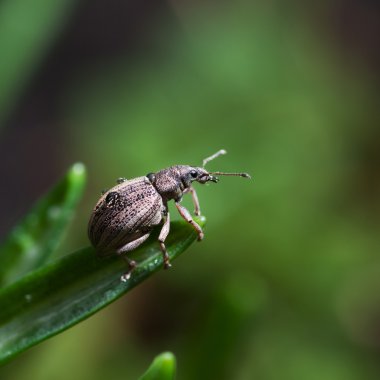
[88,149,251,282]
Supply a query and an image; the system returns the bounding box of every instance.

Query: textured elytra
[88,176,164,256]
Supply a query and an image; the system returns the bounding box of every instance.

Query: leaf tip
[139,351,176,380]
[198,215,207,225]
[67,162,87,188]
[70,162,86,177]
[157,351,176,365]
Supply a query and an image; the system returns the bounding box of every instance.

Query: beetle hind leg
[116,233,151,255]
[120,259,136,282]
[117,233,151,282]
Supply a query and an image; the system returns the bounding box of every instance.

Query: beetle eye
[190,170,198,178]
[146,172,156,183]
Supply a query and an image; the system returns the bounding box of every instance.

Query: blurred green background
[0,0,379,379]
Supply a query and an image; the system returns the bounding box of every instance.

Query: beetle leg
[116,233,151,254]
[120,258,136,282]
[117,233,151,282]
[158,212,171,269]
[116,177,127,184]
[175,202,204,241]
[188,186,201,216]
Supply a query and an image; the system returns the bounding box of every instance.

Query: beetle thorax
[151,166,190,202]
[152,166,182,201]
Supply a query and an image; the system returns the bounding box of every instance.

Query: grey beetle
[88,149,250,281]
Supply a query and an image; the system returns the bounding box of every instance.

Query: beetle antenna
[202,149,227,168]
[209,171,251,179]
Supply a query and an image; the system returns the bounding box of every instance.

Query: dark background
[0,0,379,379]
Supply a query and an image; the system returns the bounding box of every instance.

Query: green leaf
[139,352,176,380]
[0,217,205,365]
[0,163,86,287]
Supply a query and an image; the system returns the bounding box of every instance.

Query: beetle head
[187,166,251,184]
[201,149,251,182]
[181,166,219,185]
[152,150,250,202]
[180,149,251,186]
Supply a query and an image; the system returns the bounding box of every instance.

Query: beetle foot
[159,243,172,269]
[121,272,131,282]
[197,232,204,241]
[120,259,136,282]
[163,253,172,269]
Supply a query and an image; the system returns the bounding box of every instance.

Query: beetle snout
[198,173,219,183]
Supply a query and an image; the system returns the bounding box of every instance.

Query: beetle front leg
[189,186,201,216]
[158,212,171,269]
[175,202,204,241]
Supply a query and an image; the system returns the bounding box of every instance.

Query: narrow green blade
[0,217,205,365]
[0,163,86,286]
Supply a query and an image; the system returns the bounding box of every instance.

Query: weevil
[88,149,250,281]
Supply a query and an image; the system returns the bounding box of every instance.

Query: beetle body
[88,176,164,256]
[88,150,250,281]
